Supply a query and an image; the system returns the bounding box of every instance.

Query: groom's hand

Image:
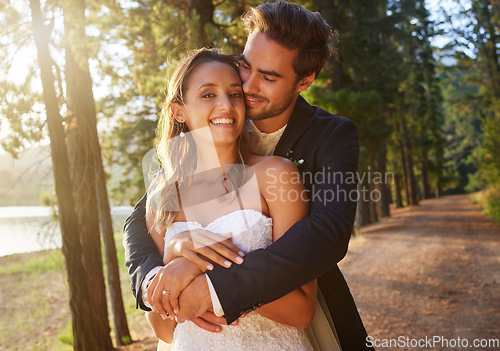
[175,274,212,323]
[190,311,240,333]
[190,312,224,333]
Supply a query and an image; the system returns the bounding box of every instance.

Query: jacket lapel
[274,95,316,157]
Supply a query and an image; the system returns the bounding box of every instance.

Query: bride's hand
[147,257,203,321]
[164,229,245,270]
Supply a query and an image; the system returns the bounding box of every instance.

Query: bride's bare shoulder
[246,155,298,180]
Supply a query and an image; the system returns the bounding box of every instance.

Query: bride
[143,48,335,350]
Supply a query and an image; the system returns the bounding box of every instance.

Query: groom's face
[239,32,301,123]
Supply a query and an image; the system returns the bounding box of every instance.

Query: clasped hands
[146,229,245,331]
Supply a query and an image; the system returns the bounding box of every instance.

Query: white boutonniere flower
[286,150,304,168]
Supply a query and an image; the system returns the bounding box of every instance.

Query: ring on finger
[162,289,170,295]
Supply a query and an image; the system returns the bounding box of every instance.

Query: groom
[124,2,372,350]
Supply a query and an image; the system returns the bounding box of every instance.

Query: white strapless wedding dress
[163,209,314,351]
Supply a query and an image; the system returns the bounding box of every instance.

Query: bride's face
[177,61,245,148]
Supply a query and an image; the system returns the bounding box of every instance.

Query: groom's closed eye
[240,60,281,85]
[239,59,250,71]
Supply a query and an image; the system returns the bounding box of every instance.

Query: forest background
[1,0,499,222]
[0,0,498,349]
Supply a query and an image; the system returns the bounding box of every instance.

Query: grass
[0,232,153,350]
[0,249,64,276]
[0,256,70,350]
[57,320,74,349]
[470,188,500,223]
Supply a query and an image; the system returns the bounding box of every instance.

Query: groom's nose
[242,72,259,95]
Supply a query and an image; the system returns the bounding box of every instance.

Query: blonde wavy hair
[146,48,250,234]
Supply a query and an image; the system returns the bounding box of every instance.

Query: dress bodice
[165,209,313,351]
[164,209,273,255]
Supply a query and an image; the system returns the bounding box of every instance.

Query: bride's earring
[173,104,186,138]
[178,120,186,138]
[180,123,185,138]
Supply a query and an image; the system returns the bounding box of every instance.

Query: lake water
[0,206,134,257]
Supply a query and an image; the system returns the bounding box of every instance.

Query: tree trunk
[420,154,432,199]
[63,0,131,345]
[29,1,106,349]
[375,143,391,217]
[314,0,342,91]
[357,175,373,227]
[63,0,114,349]
[433,135,445,199]
[400,115,419,206]
[369,157,379,223]
[393,167,404,209]
[435,186,442,198]
[188,0,215,47]
[399,135,410,206]
[386,184,393,205]
[369,181,378,223]
[94,122,132,346]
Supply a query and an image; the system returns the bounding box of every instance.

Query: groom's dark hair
[242,1,338,80]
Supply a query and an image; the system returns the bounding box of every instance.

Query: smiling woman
[174,60,245,149]
[146,48,247,235]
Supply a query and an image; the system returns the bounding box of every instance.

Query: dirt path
[340,194,500,350]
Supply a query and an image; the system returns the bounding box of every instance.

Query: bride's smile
[175,61,245,150]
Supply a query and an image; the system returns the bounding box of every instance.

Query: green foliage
[0,0,49,156]
[439,0,499,195]
[305,87,388,150]
[0,250,64,276]
[0,78,46,157]
[478,112,500,191]
[470,189,500,223]
[440,62,482,192]
[120,334,133,345]
[57,319,74,347]
[485,193,500,223]
[39,190,59,220]
[1,0,497,208]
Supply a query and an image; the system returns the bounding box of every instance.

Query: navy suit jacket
[123,96,372,350]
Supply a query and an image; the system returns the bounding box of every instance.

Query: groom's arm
[206,118,359,324]
[123,194,163,310]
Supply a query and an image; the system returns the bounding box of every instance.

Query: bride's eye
[202,92,215,98]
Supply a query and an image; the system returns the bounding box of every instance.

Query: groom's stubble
[244,89,297,122]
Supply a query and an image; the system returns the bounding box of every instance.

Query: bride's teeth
[211,118,234,125]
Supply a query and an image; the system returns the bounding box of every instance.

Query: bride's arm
[144,209,178,343]
[254,156,316,328]
[146,311,177,343]
[145,207,243,328]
